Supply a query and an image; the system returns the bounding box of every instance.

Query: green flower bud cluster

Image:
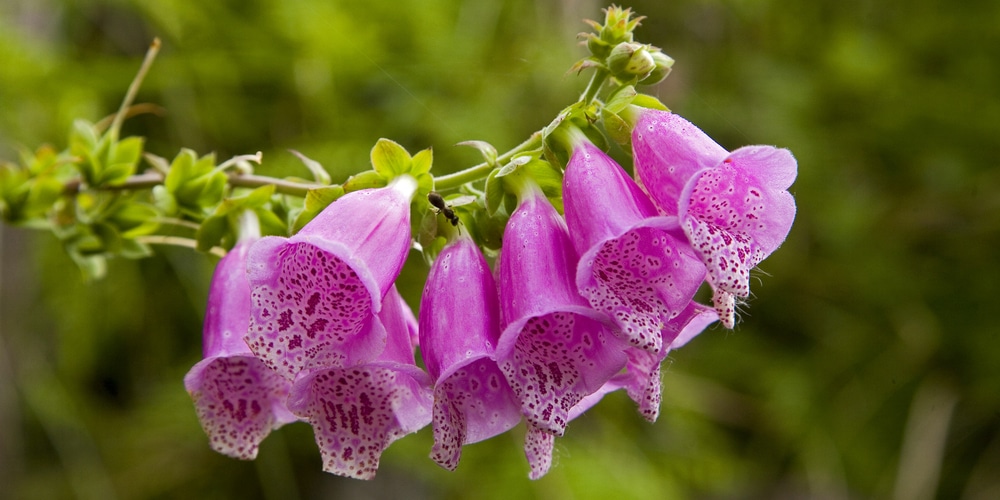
[577,5,675,86]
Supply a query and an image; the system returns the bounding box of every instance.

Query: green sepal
[110,202,160,238]
[69,120,100,184]
[370,138,412,177]
[164,149,225,217]
[605,85,638,113]
[456,141,497,167]
[119,238,153,259]
[254,207,288,237]
[289,149,332,185]
[410,148,433,176]
[631,94,668,111]
[100,136,144,185]
[196,214,228,252]
[196,185,280,251]
[484,168,507,216]
[343,170,387,192]
[602,108,632,148]
[291,185,345,233]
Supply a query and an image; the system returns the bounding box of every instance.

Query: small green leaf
[605,85,638,113]
[410,148,434,176]
[485,168,504,216]
[630,94,669,111]
[495,156,532,178]
[370,138,411,177]
[196,215,228,252]
[292,185,344,232]
[456,141,497,166]
[239,184,277,209]
[343,170,387,192]
[165,149,198,193]
[523,159,564,201]
[601,108,632,148]
[254,207,288,236]
[120,238,153,259]
[289,149,332,185]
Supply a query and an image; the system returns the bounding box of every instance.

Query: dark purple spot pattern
[246,242,376,380]
[525,425,556,480]
[580,226,703,353]
[293,366,429,480]
[429,358,519,470]
[683,164,768,328]
[499,311,614,436]
[187,356,291,460]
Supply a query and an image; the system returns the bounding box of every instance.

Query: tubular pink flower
[633,110,797,328]
[563,140,707,355]
[418,236,521,471]
[184,234,296,460]
[495,187,628,438]
[244,175,418,380]
[287,286,433,480]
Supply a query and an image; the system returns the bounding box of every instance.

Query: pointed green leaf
[631,94,669,111]
[485,168,504,216]
[289,149,332,185]
[343,170,387,192]
[456,141,497,166]
[196,214,229,252]
[605,85,638,113]
[370,138,411,177]
[602,108,632,148]
[410,148,433,176]
[165,149,198,193]
[292,185,344,232]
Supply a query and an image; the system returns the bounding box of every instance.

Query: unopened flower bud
[608,42,656,81]
[638,51,675,86]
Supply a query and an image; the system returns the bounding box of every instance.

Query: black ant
[428,192,460,226]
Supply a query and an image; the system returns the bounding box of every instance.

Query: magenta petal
[632,110,729,215]
[419,238,520,470]
[185,356,295,459]
[563,142,661,252]
[525,425,556,480]
[496,191,627,436]
[244,178,416,380]
[287,287,432,480]
[679,146,797,327]
[576,223,706,353]
[185,237,295,459]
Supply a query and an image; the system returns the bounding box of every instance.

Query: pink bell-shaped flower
[184,214,296,460]
[244,175,418,380]
[563,139,707,355]
[633,110,797,328]
[286,286,433,480]
[495,184,628,443]
[418,235,521,471]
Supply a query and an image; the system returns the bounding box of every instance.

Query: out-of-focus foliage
[1,0,998,499]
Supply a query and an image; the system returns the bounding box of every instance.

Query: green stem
[227,173,325,197]
[580,67,609,105]
[110,38,161,141]
[434,131,543,191]
[64,171,325,197]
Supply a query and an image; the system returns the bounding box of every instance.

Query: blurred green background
[2,0,999,498]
